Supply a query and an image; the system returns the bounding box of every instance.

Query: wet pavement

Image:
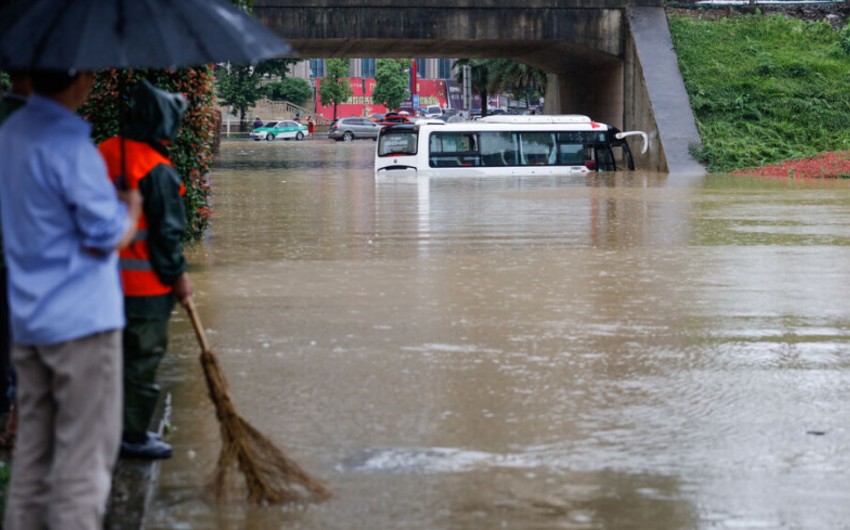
[146,139,850,529]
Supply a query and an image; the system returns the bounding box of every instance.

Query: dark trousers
[122,317,169,442]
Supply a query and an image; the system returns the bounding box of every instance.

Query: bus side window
[519,132,556,166]
[429,132,480,167]
[559,143,584,165]
[479,131,515,167]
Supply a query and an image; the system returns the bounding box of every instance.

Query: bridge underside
[253,2,704,174]
[291,39,616,72]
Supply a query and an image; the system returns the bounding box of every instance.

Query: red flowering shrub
[82,68,216,241]
[730,151,850,180]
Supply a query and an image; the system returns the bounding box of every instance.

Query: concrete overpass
[253,0,704,175]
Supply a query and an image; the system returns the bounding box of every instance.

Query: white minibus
[375,115,649,177]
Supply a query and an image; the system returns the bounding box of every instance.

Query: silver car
[328,117,381,141]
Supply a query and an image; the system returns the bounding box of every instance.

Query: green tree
[319,58,353,121]
[265,77,313,106]
[254,58,301,79]
[372,59,410,112]
[453,58,493,117]
[215,63,263,129]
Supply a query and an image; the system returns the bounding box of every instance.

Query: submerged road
[147,140,850,529]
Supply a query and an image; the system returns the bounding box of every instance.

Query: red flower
[732,151,850,179]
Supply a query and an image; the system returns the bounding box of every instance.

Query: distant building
[294,58,461,120]
[298,58,454,80]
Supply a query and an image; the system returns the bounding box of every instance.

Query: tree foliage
[453,58,547,115]
[254,58,300,79]
[319,58,353,120]
[488,58,546,108]
[215,64,264,126]
[265,77,313,106]
[372,59,410,111]
[216,58,301,124]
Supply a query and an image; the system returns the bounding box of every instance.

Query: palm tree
[453,58,493,117]
[488,59,547,111]
[454,58,547,116]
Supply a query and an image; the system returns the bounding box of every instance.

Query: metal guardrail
[668,0,846,5]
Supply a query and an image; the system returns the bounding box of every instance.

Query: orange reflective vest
[99,137,183,297]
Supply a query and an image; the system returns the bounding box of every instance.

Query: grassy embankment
[668,12,850,176]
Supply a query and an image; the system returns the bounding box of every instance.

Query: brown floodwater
[146,139,850,529]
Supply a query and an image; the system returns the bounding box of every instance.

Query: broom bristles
[199,346,331,504]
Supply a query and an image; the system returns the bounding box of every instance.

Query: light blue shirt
[0,94,128,345]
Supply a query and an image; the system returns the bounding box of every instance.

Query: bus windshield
[378,129,418,156]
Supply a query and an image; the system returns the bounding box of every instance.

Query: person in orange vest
[99,79,193,460]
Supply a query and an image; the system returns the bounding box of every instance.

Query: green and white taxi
[250,119,309,141]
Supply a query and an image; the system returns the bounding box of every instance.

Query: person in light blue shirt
[0,69,141,530]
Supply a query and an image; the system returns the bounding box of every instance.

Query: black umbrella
[0,0,292,71]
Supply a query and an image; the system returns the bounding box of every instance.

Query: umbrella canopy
[0,0,292,71]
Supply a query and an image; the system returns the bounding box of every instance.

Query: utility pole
[411,59,419,111]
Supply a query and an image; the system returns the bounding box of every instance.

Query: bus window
[519,132,556,166]
[378,130,418,156]
[430,132,477,153]
[429,132,480,167]
[479,131,516,167]
[558,143,585,165]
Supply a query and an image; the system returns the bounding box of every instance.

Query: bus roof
[477,114,594,125]
[378,115,616,135]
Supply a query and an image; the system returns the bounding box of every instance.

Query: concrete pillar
[626,7,704,175]
[546,63,623,129]
[543,74,560,114]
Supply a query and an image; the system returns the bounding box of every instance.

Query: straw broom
[185,297,331,504]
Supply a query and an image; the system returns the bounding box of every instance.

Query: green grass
[669,13,850,173]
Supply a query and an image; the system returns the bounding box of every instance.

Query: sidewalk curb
[105,393,172,530]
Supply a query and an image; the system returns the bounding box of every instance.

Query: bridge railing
[667,0,846,6]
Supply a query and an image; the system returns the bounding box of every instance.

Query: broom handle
[185,297,212,353]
